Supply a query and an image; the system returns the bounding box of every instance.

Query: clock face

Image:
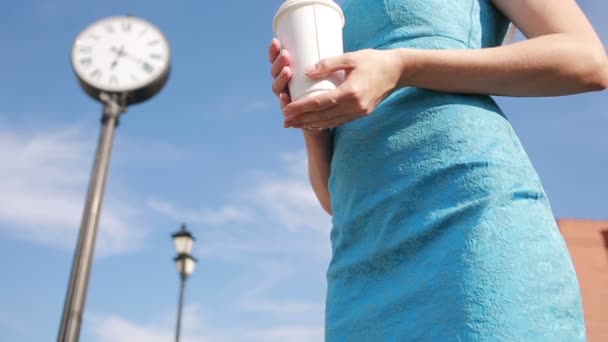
[71,16,170,93]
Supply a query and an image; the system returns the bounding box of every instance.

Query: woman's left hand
[283,49,405,129]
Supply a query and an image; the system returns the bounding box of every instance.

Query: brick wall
[558,219,608,342]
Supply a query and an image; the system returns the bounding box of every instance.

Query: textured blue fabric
[325,0,586,340]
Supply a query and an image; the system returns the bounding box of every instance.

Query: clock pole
[63,15,170,341]
[58,93,126,342]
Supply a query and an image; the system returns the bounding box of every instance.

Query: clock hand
[110,45,126,56]
[110,47,155,74]
[119,49,144,65]
[110,45,126,69]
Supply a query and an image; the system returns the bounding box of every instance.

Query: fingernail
[304,64,317,74]
[280,49,288,59]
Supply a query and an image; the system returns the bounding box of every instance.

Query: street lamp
[172,224,197,342]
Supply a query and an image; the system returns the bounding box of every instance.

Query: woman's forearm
[303,130,333,215]
[398,33,608,97]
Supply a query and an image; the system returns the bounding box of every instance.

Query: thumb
[304,54,354,78]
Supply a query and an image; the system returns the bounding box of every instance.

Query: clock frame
[70,15,171,106]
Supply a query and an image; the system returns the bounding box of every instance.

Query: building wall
[558,219,608,342]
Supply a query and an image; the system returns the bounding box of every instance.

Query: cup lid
[273,0,345,35]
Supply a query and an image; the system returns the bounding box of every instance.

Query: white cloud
[250,176,328,232]
[135,150,329,341]
[93,316,181,342]
[90,304,323,342]
[0,124,144,256]
[238,326,324,342]
[248,151,331,233]
[148,150,331,234]
[147,149,332,263]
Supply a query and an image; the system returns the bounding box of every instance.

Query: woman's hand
[268,38,325,136]
[283,49,405,130]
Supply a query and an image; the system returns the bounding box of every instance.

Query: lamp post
[172,224,197,342]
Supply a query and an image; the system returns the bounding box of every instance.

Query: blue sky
[0,1,606,341]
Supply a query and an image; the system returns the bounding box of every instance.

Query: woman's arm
[397,0,608,97]
[282,0,607,129]
[270,40,333,215]
[303,130,333,215]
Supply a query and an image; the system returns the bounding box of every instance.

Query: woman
[269,0,607,340]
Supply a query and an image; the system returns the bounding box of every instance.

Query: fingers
[305,54,355,78]
[279,92,292,110]
[268,38,281,64]
[271,49,291,78]
[285,103,349,127]
[306,114,352,129]
[283,88,344,116]
[283,80,368,128]
[272,66,292,96]
[281,92,325,135]
[269,39,291,96]
[298,112,350,130]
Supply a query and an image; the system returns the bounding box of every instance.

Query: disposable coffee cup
[273,0,345,101]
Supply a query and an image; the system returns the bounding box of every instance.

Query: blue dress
[325,0,586,340]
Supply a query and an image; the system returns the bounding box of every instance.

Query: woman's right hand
[268,38,324,135]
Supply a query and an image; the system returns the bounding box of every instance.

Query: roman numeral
[90,69,101,80]
[80,57,92,68]
[148,39,160,46]
[150,54,162,60]
[105,24,114,33]
[79,46,92,54]
[143,62,154,74]
[109,75,118,85]
[121,21,131,31]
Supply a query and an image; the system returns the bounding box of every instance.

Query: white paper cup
[273,0,345,101]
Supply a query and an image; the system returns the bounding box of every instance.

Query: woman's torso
[325,2,585,340]
[329,0,541,228]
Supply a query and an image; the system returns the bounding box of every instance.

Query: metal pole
[58,94,124,342]
[175,274,187,342]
